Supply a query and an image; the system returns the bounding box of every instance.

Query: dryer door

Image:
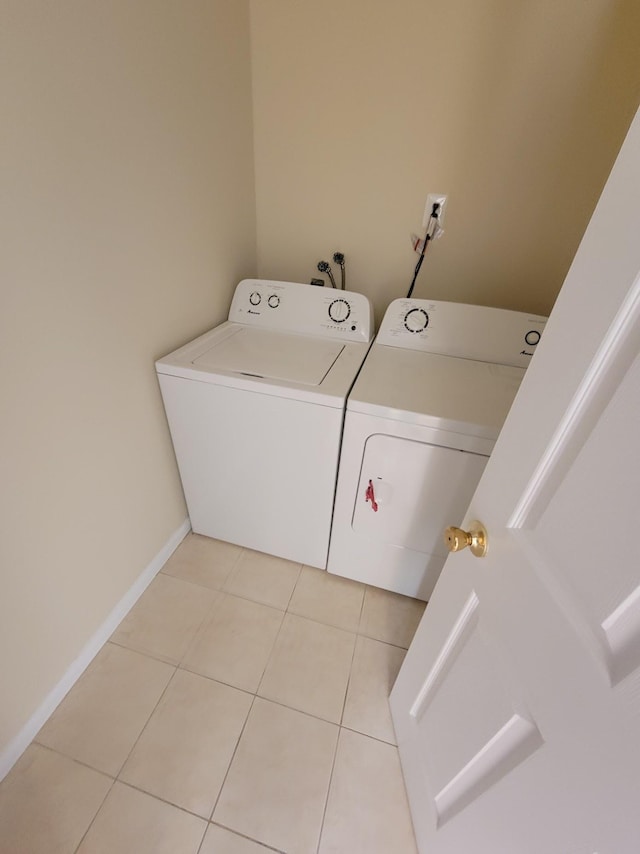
[352,434,488,556]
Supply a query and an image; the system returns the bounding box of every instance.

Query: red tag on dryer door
[365,479,379,512]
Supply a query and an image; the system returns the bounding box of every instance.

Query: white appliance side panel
[327,412,493,600]
[158,374,343,568]
[353,434,488,555]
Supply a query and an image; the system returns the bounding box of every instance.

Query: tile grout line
[193,821,210,854]
[112,776,231,824]
[72,773,116,854]
[246,610,287,700]
[113,662,180,779]
[339,627,361,730]
[314,588,365,854]
[173,663,258,700]
[178,587,228,669]
[284,562,304,611]
[339,722,399,748]
[314,719,342,854]
[357,584,369,631]
[207,693,258,823]
[251,562,304,699]
[218,545,245,596]
[106,637,187,667]
[206,819,287,853]
[83,777,211,825]
[239,693,340,730]
[31,741,116,781]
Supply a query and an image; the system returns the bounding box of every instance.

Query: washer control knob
[268,294,280,308]
[404,307,429,333]
[249,291,261,306]
[329,299,351,323]
[525,330,541,346]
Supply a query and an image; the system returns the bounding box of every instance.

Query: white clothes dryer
[156,279,373,569]
[327,298,547,600]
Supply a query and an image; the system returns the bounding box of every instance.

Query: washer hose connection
[317,260,337,289]
[333,252,346,290]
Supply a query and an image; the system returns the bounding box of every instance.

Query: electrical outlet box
[423,194,448,228]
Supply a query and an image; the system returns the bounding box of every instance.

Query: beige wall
[1,0,255,757]
[250,0,640,322]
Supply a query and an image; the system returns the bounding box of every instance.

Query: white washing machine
[156,279,373,569]
[327,298,547,600]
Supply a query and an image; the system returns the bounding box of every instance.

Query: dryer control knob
[525,329,541,346]
[329,299,351,323]
[404,307,429,333]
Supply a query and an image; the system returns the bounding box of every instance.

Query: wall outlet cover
[423,194,448,228]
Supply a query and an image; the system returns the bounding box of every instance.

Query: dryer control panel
[377,298,547,368]
[229,279,374,343]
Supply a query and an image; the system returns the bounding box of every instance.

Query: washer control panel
[229,279,373,343]
[377,298,548,368]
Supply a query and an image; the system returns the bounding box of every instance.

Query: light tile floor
[0,534,426,854]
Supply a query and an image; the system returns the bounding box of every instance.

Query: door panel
[533,352,640,685]
[410,589,543,826]
[391,108,640,853]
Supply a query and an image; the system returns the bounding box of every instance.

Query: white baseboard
[0,518,191,782]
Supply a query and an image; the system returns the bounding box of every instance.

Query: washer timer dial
[328,299,351,323]
[404,307,429,333]
[249,291,261,306]
[267,294,280,308]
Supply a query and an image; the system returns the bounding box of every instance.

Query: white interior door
[391,108,640,854]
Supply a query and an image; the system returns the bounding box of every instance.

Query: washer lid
[191,327,344,386]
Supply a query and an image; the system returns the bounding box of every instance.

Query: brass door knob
[443,521,488,558]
